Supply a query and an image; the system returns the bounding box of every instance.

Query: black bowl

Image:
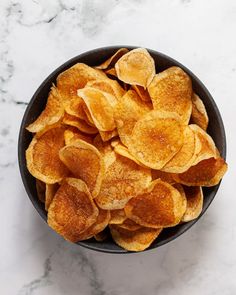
[18,46,226,253]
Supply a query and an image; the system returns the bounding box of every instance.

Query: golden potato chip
[93,134,112,154]
[151,170,175,184]
[182,186,203,222]
[45,183,60,211]
[99,129,118,142]
[48,178,98,242]
[109,209,127,224]
[63,113,98,134]
[148,67,192,125]
[26,86,64,133]
[115,48,155,88]
[173,157,228,187]
[77,87,117,132]
[119,219,142,231]
[63,96,87,120]
[59,140,104,197]
[128,111,184,169]
[110,225,162,252]
[131,85,151,102]
[36,179,46,203]
[190,124,217,165]
[105,67,117,78]
[26,126,68,184]
[114,90,152,147]
[161,126,199,173]
[94,231,108,242]
[191,93,209,131]
[95,48,129,70]
[125,179,187,228]
[96,154,152,210]
[64,128,93,145]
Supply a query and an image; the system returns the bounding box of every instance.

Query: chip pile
[26,48,228,252]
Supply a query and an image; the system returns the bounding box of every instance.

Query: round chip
[64,128,93,145]
[127,111,184,169]
[45,183,60,211]
[191,93,209,131]
[26,126,68,184]
[148,67,192,125]
[59,140,105,198]
[110,225,162,252]
[182,186,203,222]
[119,219,142,231]
[109,209,127,224]
[124,179,187,228]
[26,86,64,133]
[36,179,46,203]
[48,178,99,242]
[95,48,129,70]
[115,48,155,88]
[151,170,175,184]
[63,113,98,134]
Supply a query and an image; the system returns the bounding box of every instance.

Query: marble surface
[0,0,235,294]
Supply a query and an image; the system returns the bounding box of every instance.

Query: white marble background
[0,0,236,294]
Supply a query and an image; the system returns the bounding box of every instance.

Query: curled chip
[173,157,228,187]
[151,170,175,184]
[73,209,110,241]
[125,179,187,228]
[99,129,118,142]
[148,67,192,125]
[161,126,200,173]
[191,93,209,131]
[119,219,142,231]
[128,111,184,169]
[105,68,117,78]
[86,79,125,100]
[114,90,152,147]
[77,87,117,132]
[131,85,151,102]
[63,113,98,134]
[115,48,155,88]
[64,96,87,120]
[64,128,93,145]
[59,140,104,198]
[182,186,203,222]
[48,178,98,242]
[109,209,127,224]
[45,183,60,211]
[26,86,64,133]
[96,154,152,210]
[110,225,162,252]
[26,126,68,184]
[36,179,46,203]
[190,124,217,165]
[95,48,129,70]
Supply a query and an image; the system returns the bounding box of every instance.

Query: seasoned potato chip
[96,154,152,209]
[131,85,151,102]
[26,126,68,184]
[110,225,162,252]
[151,170,175,184]
[148,67,192,125]
[114,90,152,146]
[36,179,46,203]
[64,128,93,145]
[182,186,203,222]
[99,129,118,142]
[48,178,98,242]
[128,111,184,169]
[191,93,209,131]
[94,231,108,242]
[173,157,227,186]
[95,48,129,70]
[59,140,104,197]
[26,86,64,133]
[64,96,87,120]
[119,219,142,231]
[63,113,98,134]
[105,67,117,78]
[45,183,60,211]
[109,209,127,224]
[77,87,117,132]
[125,179,187,228]
[162,126,199,173]
[115,48,155,88]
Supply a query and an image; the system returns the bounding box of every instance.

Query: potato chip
[190,124,217,165]
[114,90,152,147]
[77,87,117,132]
[115,48,155,88]
[95,48,129,70]
[26,126,68,184]
[151,170,175,184]
[191,93,209,131]
[64,128,93,145]
[94,231,108,242]
[148,67,192,125]
[131,85,151,102]
[45,183,60,211]
[128,111,184,169]
[26,86,64,133]
[161,126,199,173]
[63,113,98,134]
[99,129,118,142]
[119,219,142,231]
[93,134,112,154]
[105,67,117,78]
[173,157,227,186]
[182,186,203,222]
[96,154,152,210]
[63,96,87,120]
[110,225,162,252]
[125,179,187,228]
[36,179,46,203]
[48,178,98,242]
[59,140,104,197]
[109,209,127,224]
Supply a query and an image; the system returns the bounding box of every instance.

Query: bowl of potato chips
[18,46,227,253]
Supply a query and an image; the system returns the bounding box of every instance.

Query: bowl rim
[18,45,227,253]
